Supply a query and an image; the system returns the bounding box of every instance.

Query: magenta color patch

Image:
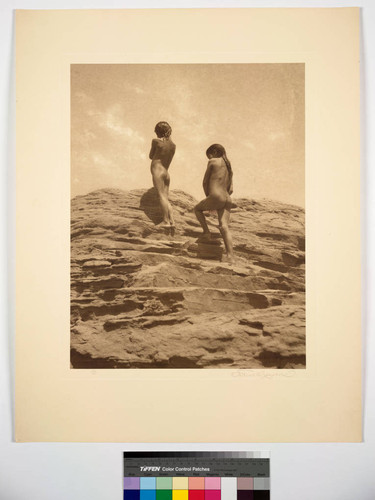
[205,478,221,490]
[205,490,220,500]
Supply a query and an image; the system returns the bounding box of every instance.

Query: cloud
[72,95,149,197]
[92,152,113,169]
[242,140,256,150]
[169,83,216,147]
[97,105,146,143]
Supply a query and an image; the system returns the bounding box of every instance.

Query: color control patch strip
[124,452,270,500]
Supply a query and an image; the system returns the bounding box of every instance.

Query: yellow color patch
[172,490,188,500]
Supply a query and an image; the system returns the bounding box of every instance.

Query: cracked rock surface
[71,188,305,369]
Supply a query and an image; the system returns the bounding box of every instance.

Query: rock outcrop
[71,188,305,369]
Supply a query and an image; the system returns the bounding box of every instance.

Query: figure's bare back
[208,158,230,199]
[149,138,176,169]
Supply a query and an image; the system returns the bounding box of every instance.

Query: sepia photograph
[70,63,305,369]
[15,6,361,445]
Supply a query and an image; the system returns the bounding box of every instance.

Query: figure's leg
[152,174,170,225]
[164,173,175,226]
[194,198,213,237]
[218,206,234,263]
[195,210,210,237]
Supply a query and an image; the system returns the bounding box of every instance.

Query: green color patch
[156,478,173,490]
[156,490,173,500]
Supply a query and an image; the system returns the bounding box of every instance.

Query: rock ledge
[71,188,305,369]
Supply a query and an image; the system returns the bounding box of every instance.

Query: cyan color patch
[141,477,157,490]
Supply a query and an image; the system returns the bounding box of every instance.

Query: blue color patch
[140,478,157,490]
[124,490,141,500]
[141,490,156,500]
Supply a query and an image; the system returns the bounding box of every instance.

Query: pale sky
[71,63,304,206]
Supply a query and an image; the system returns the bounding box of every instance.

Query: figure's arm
[149,139,157,159]
[203,160,213,196]
[228,177,233,195]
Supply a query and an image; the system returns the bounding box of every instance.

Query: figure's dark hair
[155,121,172,138]
[206,144,233,184]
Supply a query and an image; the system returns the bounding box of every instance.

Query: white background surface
[1,1,374,499]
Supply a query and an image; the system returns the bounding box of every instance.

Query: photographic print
[16,8,361,442]
[70,63,305,369]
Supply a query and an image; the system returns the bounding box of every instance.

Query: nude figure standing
[194,144,234,263]
[149,121,176,227]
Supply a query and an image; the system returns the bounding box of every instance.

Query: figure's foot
[157,220,172,228]
[222,254,235,265]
